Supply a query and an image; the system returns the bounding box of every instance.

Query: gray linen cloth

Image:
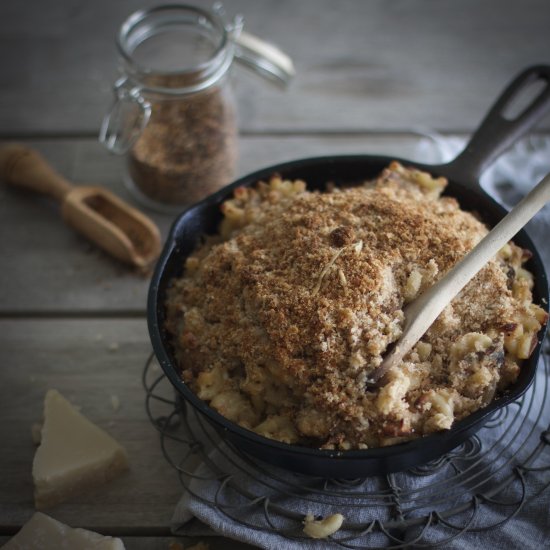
[171,136,550,549]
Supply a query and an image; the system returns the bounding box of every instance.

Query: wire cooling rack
[143,339,550,548]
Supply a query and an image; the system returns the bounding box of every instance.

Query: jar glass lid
[117,3,294,92]
[117,5,230,91]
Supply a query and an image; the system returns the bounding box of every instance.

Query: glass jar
[100,4,294,212]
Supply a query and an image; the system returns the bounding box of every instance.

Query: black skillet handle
[436,65,550,188]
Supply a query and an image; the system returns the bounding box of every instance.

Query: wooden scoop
[368,171,550,387]
[0,144,161,269]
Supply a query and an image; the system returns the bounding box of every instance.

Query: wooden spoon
[369,171,550,387]
[0,144,161,269]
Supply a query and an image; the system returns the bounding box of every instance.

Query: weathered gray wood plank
[1,0,549,134]
[0,133,448,314]
[0,318,185,529]
[0,317,253,546]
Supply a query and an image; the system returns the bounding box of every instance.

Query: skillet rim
[148,153,549,469]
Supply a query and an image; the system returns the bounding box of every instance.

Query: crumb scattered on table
[110,394,120,412]
[108,342,119,352]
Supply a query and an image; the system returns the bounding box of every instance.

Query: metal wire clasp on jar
[100,3,294,212]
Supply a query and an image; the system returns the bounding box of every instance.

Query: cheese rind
[3,512,126,549]
[32,389,129,509]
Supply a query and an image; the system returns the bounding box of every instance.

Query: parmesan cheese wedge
[32,389,129,509]
[3,512,125,549]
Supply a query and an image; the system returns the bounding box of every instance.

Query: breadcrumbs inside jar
[127,82,237,206]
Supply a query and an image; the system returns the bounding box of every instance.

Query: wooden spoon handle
[0,144,73,202]
[374,171,550,383]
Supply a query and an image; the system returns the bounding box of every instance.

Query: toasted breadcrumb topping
[165,162,547,450]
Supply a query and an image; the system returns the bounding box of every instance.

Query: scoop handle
[0,144,73,202]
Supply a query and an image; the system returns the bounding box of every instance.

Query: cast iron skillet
[149,65,550,478]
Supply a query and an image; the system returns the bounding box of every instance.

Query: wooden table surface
[1,1,550,548]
